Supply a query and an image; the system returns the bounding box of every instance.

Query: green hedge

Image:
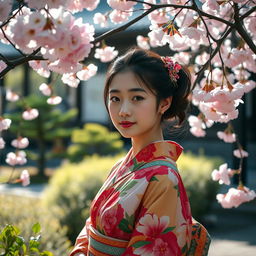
[67,123,124,163]
[0,194,71,256]
[177,152,221,219]
[42,154,123,242]
[43,152,221,242]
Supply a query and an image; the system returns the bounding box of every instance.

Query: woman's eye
[110,96,119,102]
[133,96,144,101]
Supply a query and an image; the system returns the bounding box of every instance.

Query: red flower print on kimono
[133,213,181,256]
[136,143,157,162]
[133,166,168,182]
[101,204,124,235]
[90,187,116,228]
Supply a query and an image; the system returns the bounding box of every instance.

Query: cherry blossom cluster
[0,117,30,186]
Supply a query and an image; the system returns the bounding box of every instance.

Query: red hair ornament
[161,56,182,83]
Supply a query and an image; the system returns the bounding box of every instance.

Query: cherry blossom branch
[0,27,25,57]
[234,5,256,53]
[194,26,233,86]
[0,49,43,79]
[192,0,217,43]
[0,4,24,29]
[93,5,159,44]
[130,0,234,26]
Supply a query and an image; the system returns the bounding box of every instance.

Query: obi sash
[88,225,128,256]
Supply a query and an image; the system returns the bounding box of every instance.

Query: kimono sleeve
[121,168,192,256]
[69,218,91,256]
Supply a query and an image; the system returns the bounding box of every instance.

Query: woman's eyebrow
[109,88,147,93]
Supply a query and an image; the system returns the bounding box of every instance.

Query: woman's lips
[119,121,136,128]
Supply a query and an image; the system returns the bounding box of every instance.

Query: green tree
[5,95,77,178]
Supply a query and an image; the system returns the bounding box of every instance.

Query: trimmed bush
[43,152,221,242]
[0,194,71,256]
[42,154,123,242]
[67,123,124,163]
[177,151,222,219]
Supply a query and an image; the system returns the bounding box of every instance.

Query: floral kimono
[70,140,193,256]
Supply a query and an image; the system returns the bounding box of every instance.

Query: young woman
[70,48,210,256]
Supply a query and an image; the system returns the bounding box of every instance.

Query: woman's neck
[131,132,164,157]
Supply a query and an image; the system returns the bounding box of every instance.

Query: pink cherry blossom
[62,73,80,88]
[173,52,191,65]
[217,186,256,208]
[136,35,150,50]
[0,0,12,23]
[189,127,206,137]
[148,9,169,24]
[47,96,62,105]
[11,137,29,149]
[0,60,7,72]
[93,13,108,27]
[29,61,50,78]
[217,131,236,143]
[25,0,46,9]
[0,117,11,131]
[22,108,39,120]
[195,52,209,65]
[109,9,131,24]
[67,0,100,12]
[94,46,118,63]
[76,64,98,81]
[6,151,27,166]
[20,169,30,186]
[181,27,204,41]
[6,90,20,102]
[39,83,52,96]
[233,149,249,158]
[107,0,136,11]
[211,163,232,185]
[148,25,166,47]
[0,137,5,149]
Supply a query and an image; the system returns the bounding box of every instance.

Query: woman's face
[108,71,164,143]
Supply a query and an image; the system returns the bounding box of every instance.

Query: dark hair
[104,47,192,126]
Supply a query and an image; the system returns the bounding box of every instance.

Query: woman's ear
[159,96,172,115]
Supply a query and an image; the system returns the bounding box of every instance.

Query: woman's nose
[119,102,131,117]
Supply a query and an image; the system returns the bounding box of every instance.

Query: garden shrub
[42,154,123,242]
[0,194,71,256]
[67,123,124,163]
[43,152,221,243]
[177,151,222,220]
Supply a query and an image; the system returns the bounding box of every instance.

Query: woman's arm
[69,218,91,256]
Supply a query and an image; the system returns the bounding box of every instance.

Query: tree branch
[130,0,234,26]
[194,27,233,86]
[93,5,158,44]
[0,49,43,79]
[233,4,256,54]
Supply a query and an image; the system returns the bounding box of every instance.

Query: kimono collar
[131,140,183,164]
[109,140,183,183]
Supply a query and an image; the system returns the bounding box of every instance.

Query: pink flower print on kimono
[133,213,181,256]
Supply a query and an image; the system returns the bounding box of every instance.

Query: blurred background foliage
[67,123,125,163]
[0,194,71,256]
[42,154,123,242]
